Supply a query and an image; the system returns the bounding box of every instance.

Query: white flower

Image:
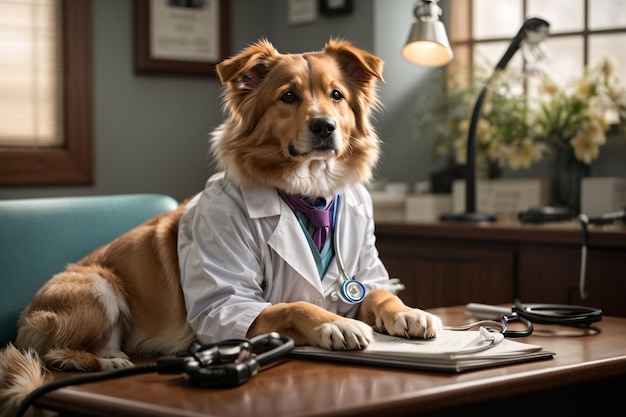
[598,55,618,80]
[574,78,594,101]
[506,138,544,170]
[570,135,599,164]
[570,120,606,164]
[476,119,492,144]
[539,77,559,96]
[533,56,625,164]
[425,55,624,175]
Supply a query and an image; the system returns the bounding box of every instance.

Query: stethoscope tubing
[333,194,351,282]
[463,302,602,337]
[513,303,603,327]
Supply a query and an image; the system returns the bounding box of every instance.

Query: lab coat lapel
[269,212,323,290]
[240,184,324,292]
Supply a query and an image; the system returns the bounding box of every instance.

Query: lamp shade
[402,19,453,67]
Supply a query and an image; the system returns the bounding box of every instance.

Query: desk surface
[38,306,626,417]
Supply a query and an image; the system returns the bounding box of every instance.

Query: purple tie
[279,191,334,252]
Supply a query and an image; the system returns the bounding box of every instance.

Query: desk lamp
[440,17,550,222]
[402,0,453,67]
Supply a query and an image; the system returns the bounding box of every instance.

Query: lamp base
[439,211,496,222]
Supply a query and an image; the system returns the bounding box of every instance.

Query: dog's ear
[216,39,278,89]
[323,38,384,84]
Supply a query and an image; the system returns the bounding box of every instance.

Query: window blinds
[0,0,62,147]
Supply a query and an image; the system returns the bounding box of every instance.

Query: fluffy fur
[211,38,383,198]
[0,39,441,417]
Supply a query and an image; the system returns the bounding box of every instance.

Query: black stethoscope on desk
[15,333,295,417]
[452,301,603,337]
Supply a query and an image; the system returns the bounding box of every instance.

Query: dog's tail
[0,343,50,417]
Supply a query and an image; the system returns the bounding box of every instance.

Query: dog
[0,38,442,416]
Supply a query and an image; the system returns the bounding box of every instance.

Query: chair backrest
[0,193,179,346]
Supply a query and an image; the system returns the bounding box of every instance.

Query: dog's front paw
[97,357,134,370]
[387,310,442,339]
[317,319,374,350]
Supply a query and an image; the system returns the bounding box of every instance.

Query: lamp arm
[466,17,549,213]
[440,17,549,222]
[440,73,497,222]
[495,37,523,70]
[464,79,493,213]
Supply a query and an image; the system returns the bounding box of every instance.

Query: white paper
[290,329,553,372]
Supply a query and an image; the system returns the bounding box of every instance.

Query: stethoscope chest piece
[331,194,366,305]
[339,280,366,304]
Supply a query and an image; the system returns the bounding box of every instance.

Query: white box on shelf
[452,178,550,219]
[369,191,405,221]
[405,194,452,222]
[581,177,626,216]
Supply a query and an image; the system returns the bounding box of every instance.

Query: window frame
[0,0,93,186]
[448,0,626,78]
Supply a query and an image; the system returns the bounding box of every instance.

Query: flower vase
[549,149,591,214]
[486,160,503,180]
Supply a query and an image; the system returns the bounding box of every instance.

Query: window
[448,0,626,85]
[0,0,92,186]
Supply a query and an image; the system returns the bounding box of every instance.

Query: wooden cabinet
[375,221,626,317]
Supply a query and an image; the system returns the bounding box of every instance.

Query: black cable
[15,362,163,417]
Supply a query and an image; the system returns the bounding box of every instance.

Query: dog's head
[211,38,384,199]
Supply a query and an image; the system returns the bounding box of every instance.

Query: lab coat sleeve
[177,186,272,344]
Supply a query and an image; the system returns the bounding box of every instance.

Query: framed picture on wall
[134,0,231,76]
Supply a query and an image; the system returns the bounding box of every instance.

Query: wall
[373,0,447,187]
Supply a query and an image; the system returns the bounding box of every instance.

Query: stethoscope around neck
[330,194,367,304]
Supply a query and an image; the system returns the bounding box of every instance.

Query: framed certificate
[134,0,231,76]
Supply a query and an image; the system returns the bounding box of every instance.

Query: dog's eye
[281,91,297,103]
[331,89,344,102]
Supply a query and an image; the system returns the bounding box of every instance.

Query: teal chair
[0,194,179,346]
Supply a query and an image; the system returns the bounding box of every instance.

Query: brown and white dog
[0,39,441,416]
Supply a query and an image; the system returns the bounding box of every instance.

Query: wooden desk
[375,221,626,316]
[37,306,626,417]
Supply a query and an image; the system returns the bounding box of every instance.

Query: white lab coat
[177,172,391,343]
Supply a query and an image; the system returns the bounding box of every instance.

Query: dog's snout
[309,117,336,139]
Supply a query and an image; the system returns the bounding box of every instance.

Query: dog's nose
[309,117,336,139]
